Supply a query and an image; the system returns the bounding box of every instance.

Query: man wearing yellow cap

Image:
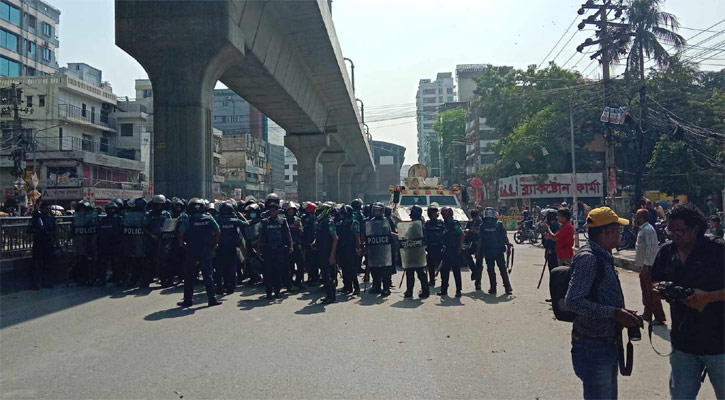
[566,207,641,400]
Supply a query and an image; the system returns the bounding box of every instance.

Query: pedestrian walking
[566,207,639,400]
[651,203,725,400]
[634,208,665,325]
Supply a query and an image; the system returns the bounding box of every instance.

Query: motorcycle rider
[313,202,339,304]
[438,206,464,297]
[404,205,430,298]
[336,204,361,295]
[284,201,306,290]
[478,207,513,295]
[256,193,293,300]
[177,198,221,308]
[98,201,123,286]
[424,204,445,287]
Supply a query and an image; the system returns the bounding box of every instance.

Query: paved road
[1,235,716,399]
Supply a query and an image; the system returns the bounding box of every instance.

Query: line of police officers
[28,192,513,305]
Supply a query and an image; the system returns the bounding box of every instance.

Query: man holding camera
[566,207,640,400]
[651,203,725,399]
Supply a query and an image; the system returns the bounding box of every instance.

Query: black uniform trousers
[183,252,216,303]
[440,252,462,293]
[304,244,319,283]
[370,266,391,292]
[426,249,442,285]
[405,267,429,295]
[484,251,512,292]
[263,248,286,296]
[31,242,55,289]
[545,248,559,271]
[320,260,336,300]
[339,254,359,292]
[287,244,305,285]
[214,246,237,291]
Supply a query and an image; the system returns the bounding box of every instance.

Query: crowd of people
[25,193,516,306]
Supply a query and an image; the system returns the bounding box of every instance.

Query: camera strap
[617,332,634,376]
[647,323,708,383]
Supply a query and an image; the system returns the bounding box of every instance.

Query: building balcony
[32,135,145,171]
[58,104,117,131]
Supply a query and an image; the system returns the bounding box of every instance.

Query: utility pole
[570,97,580,248]
[576,0,629,206]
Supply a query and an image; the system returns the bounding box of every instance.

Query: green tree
[433,107,466,184]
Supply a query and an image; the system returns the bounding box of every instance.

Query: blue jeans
[670,349,725,400]
[571,337,618,399]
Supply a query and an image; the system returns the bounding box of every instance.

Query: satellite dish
[408,164,428,179]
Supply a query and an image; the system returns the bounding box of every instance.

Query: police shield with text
[424,204,445,287]
[401,205,429,298]
[257,193,293,300]
[72,200,98,285]
[122,198,148,287]
[365,202,394,297]
[177,198,221,308]
[478,207,513,295]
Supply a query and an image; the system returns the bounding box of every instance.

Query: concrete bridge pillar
[285,133,329,202]
[319,152,347,203]
[116,0,244,199]
[339,164,357,204]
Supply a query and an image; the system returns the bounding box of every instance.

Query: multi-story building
[212,88,267,139]
[218,133,246,200]
[416,72,454,176]
[465,104,499,177]
[0,64,149,207]
[0,0,60,77]
[283,147,297,201]
[455,64,487,102]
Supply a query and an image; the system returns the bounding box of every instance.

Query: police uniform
[122,205,147,286]
[216,212,245,294]
[286,214,306,288]
[259,215,292,298]
[478,218,513,294]
[145,208,171,287]
[365,215,393,296]
[72,209,99,285]
[98,211,122,285]
[315,214,338,302]
[464,216,484,289]
[424,218,445,287]
[302,211,319,284]
[404,216,430,298]
[28,208,57,289]
[336,215,360,294]
[179,211,220,306]
[440,218,464,296]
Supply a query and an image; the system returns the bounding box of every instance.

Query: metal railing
[58,103,117,130]
[0,216,73,260]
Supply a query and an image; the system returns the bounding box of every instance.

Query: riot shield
[122,210,146,258]
[365,219,392,268]
[398,220,426,269]
[73,211,98,257]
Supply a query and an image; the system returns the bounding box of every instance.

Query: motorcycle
[513,220,539,245]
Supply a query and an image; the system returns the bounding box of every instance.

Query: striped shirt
[635,222,658,267]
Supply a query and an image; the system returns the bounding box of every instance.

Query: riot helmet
[350,198,362,211]
[134,197,148,211]
[427,204,440,219]
[105,201,119,216]
[316,202,332,221]
[206,201,217,216]
[265,193,280,209]
[371,202,385,218]
[112,198,124,210]
[304,201,317,214]
[245,202,260,219]
[219,202,234,216]
[171,197,185,214]
[188,198,205,214]
[441,206,453,220]
[483,207,496,219]
[410,204,423,220]
[342,204,354,219]
[151,194,166,205]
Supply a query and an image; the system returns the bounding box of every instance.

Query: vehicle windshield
[400,195,428,206]
[429,195,458,206]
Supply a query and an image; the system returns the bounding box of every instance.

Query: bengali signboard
[497,173,603,200]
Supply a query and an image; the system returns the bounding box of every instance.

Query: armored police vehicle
[391,163,469,223]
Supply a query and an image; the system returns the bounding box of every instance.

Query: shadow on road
[435,296,464,307]
[464,291,513,304]
[356,293,388,306]
[390,298,423,308]
[144,306,195,321]
[238,296,275,310]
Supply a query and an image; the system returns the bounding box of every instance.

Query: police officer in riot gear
[314,202,339,303]
[216,202,245,295]
[364,202,395,297]
[284,201,306,290]
[301,201,319,285]
[336,204,361,295]
[464,209,484,290]
[28,201,57,289]
[424,204,445,287]
[145,194,171,287]
[177,198,221,307]
[404,205,430,298]
[243,202,263,284]
[439,206,464,297]
[350,198,365,273]
[123,198,149,287]
[71,200,99,285]
[166,198,188,286]
[385,206,398,288]
[98,201,123,286]
[478,207,513,295]
[257,194,293,300]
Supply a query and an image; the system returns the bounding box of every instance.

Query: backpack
[549,245,604,322]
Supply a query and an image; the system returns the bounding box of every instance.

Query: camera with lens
[625,309,644,342]
[655,281,694,303]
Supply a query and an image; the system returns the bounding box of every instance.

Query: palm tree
[615,0,686,208]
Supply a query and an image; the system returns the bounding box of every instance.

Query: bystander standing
[634,209,665,325]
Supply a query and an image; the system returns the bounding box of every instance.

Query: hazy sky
[53,0,724,163]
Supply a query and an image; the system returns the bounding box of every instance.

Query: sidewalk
[612,248,637,272]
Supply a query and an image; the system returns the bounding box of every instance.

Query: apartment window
[0,29,18,52]
[27,14,36,29]
[438,96,443,103]
[25,95,32,107]
[82,135,92,151]
[26,67,34,76]
[424,97,436,104]
[437,88,442,95]
[120,123,133,137]
[423,123,434,129]
[1,2,20,25]
[422,88,436,95]
[38,95,45,107]
[58,127,62,149]
[0,56,19,77]
[81,103,87,117]
[143,89,152,98]
[27,41,35,55]
[447,96,453,102]
[100,137,109,152]
[447,88,453,94]
[41,47,51,61]
[42,22,51,37]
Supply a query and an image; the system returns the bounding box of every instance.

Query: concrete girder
[319,151,347,203]
[284,133,329,202]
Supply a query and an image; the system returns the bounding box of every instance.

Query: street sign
[470,178,483,188]
[14,179,25,190]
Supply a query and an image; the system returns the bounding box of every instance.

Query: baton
[434,258,444,278]
[398,270,406,289]
[537,258,548,289]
